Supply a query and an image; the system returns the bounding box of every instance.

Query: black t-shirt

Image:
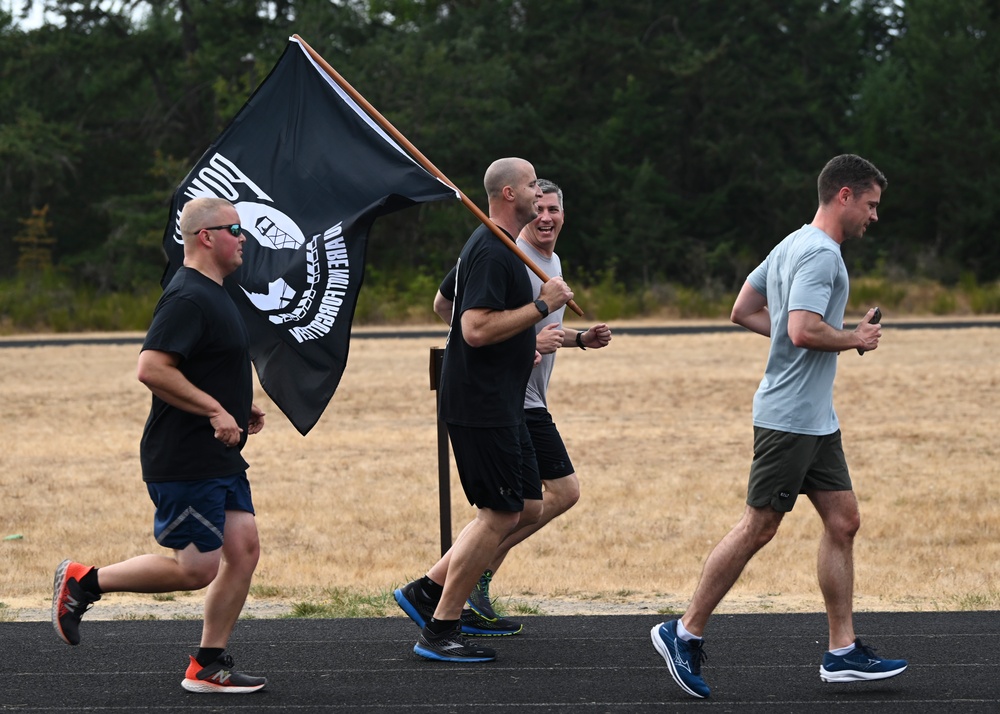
[438,225,535,427]
[139,267,253,482]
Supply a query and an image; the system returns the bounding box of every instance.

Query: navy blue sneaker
[460,608,523,636]
[820,638,907,682]
[394,579,437,628]
[650,620,710,698]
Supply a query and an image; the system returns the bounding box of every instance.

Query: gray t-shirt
[517,237,564,410]
[747,224,849,436]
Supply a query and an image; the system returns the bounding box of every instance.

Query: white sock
[829,642,856,656]
[675,620,701,642]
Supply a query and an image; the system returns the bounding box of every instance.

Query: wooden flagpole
[291,34,584,317]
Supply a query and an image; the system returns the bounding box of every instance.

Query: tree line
[2,0,999,304]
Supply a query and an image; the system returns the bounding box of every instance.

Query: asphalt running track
[4,611,998,712]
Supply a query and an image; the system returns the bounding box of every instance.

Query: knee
[556,477,581,511]
[518,500,544,528]
[228,533,261,574]
[546,476,581,516]
[741,514,781,549]
[752,523,780,549]
[182,559,221,590]
[830,511,861,542]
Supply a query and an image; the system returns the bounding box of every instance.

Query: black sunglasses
[197,224,243,237]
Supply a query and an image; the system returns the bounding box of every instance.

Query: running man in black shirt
[53,197,269,694]
[395,158,574,662]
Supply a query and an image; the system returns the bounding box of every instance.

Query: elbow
[787,328,812,349]
[463,329,488,349]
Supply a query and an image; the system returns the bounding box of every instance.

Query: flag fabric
[161,37,458,435]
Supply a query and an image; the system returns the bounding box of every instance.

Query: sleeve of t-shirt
[439,265,457,301]
[747,254,769,295]
[787,248,839,315]
[458,245,514,313]
[141,294,206,361]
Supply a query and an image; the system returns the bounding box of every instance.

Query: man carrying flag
[394,157,575,662]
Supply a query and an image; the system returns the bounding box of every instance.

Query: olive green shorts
[746,427,852,513]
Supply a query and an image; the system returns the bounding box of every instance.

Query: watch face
[535,299,548,316]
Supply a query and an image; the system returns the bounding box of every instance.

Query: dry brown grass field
[2,319,998,621]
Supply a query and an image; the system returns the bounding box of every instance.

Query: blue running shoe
[394,579,437,629]
[414,624,497,663]
[650,620,710,699]
[820,638,908,682]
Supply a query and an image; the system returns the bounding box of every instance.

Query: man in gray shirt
[651,154,907,698]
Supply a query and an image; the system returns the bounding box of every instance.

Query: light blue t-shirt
[746,224,849,436]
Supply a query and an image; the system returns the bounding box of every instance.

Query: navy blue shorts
[447,420,542,511]
[524,407,574,480]
[145,472,255,553]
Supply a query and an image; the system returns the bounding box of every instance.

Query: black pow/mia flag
[161,37,458,435]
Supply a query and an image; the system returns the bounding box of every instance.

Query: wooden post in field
[428,347,451,555]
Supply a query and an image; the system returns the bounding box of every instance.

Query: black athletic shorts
[524,407,574,480]
[446,420,543,511]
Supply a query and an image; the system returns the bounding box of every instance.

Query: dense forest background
[1,0,999,329]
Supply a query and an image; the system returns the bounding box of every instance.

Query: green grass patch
[953,589,1000,610]
[249,583,287,599]
[284,587,395,619]
[506,600,543,616]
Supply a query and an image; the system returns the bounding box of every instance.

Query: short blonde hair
[179,198,236,239]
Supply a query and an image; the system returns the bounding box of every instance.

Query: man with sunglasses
[52,197,269,694]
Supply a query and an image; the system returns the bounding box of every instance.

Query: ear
[502,185,516,202]
[196,229,213,248]
[838,186,853,204]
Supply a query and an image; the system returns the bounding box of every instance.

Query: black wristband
[533,299,549,318]
[576,331,587,350]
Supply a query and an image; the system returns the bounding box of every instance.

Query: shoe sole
[51,559,76,646]
[413,643,495,663]
[649,624,709,699]
[181,679,267,694]
[394,588,428,628]
[820,664,907,683]
[460,623,523,637]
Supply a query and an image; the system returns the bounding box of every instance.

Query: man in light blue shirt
[651,154,907,698]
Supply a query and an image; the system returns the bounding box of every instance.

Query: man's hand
[210,410,243,446]
[538,277,574,313]
[581,323,612,349]
[247,404,266,435]
[537,322,564,354]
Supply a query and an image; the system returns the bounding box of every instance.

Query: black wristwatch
[533,299,549,318]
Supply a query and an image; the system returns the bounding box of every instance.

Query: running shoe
[181,654,267,693]
[52,559,101,646]
[460,607,523,636]
[467,569,500,619]
[820,638,908,682]
[394,578,438,628]
[414,624,497,662]
[650,620,710,699]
